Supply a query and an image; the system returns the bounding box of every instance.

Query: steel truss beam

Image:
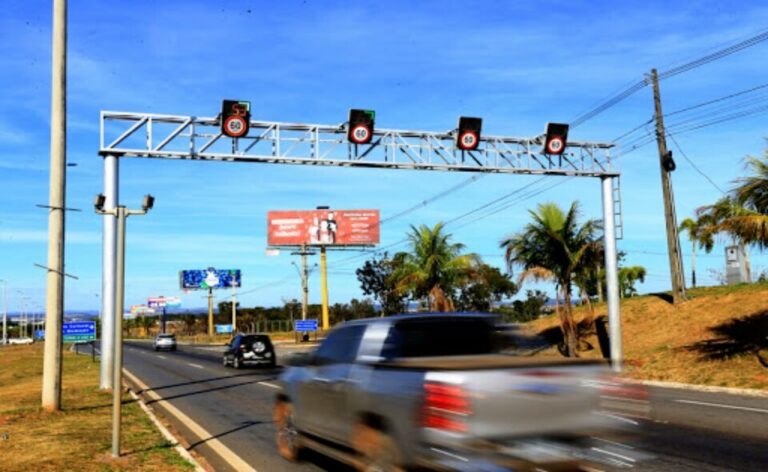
[99,111,618,177]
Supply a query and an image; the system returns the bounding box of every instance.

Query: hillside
[529,282,768,390]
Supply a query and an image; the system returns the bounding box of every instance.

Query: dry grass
[0,343,195,472]
[530,282,768,390]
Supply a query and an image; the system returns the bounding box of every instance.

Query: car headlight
[265,352,272,358]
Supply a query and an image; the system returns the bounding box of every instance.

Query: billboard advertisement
[180,268,241,290]
[267,209,380,247]
[147,296,182,308]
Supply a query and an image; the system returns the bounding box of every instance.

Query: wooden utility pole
[651,68,687,304]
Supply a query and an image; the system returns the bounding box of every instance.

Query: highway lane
[120,340,768,471]
[123,340,350,472]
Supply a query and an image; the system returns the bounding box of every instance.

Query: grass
[0,343,196,472]
[529,282,768,390]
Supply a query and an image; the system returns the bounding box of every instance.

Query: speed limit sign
[350,124,371,144]
[223,115,248,138]
[546,136,565,154]
[458,131,478,150]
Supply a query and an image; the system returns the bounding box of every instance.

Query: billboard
[267,209,380,247]
[180,268,241,290]
[148,296,182,308]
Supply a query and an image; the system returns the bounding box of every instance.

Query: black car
[223,333,276,369]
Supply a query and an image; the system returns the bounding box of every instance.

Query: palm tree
[618,266,647,298]
[698,154,768,252]
[392,223,479,311]
[501,202,598,357]
[679,217,714,288]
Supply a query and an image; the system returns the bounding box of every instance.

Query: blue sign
[35,330,45,339]
[215,324,234,334]
[63,321,96,342]
[295,319,318,332]
[180,268,241,290]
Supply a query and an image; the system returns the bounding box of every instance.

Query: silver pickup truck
[274,314,647,471]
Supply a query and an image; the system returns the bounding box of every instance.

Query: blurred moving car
[152,333,177,351]
[275,314,649,471]
[8,337,34,345]
[223,333,276,369]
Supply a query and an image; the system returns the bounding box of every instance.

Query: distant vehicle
[152,333,177,351]
[275,314,648,471]
[7,337,34,345]
[223,333,276,369]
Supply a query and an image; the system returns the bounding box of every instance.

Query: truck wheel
[274,401,302,461]
[353,424,404,472]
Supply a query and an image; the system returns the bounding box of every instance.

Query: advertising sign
[147,296,182,309]
[63,321,96,342]
[180,268,241,290]
[130,304,155,315]
[267,209,380,247]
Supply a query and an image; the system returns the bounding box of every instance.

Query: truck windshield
[381,317,498,358]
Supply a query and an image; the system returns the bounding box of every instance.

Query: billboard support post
[231,283,237,333]
[207,287,214,337]
[320,246,329,330]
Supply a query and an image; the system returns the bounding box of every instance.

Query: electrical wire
[666,133,727,194]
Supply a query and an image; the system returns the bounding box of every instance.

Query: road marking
[258,381,280,389]
[123,369,258,472]
[675,399,768,414]
[188,363,204,369]
[157,355,167,360]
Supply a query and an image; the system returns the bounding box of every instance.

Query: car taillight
[422,382,472,433]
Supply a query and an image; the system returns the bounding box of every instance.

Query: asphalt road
[117,340,768,472]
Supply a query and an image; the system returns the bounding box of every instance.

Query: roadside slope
[530,282,768,390]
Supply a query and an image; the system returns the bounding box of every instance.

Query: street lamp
[95,193,154,458]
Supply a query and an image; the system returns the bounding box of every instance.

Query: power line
[666,132,727,194]
[571,28,768,129]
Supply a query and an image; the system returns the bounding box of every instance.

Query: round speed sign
[350,124,371,144]
[223,115,248,138]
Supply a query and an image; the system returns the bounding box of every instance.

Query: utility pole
[320,246,329,330]
[1,280,7,344]
[42,0,67,412]
[651,68,686,304]
[291,245,315,321]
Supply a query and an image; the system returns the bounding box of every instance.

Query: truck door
[301,325,366,443]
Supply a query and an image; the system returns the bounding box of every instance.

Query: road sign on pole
[63,321,96,343]
[295,319,318,332]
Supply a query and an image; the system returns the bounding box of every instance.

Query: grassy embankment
[530,282,768,390]
[0,343,195,472]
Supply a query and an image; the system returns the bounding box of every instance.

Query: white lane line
[258,381,280,389]
[188,363,205,369]
[123,369,258,472]
[157,355,167,360]
[675,399,768,414]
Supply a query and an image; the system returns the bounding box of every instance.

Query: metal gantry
[98,110,624,372]
[99,111,618,177]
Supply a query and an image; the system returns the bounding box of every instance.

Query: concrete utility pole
[651,68,687,304]
[1,280,7,344]
[320,247,330,330]
[42,0,67,412]
[231,283,237,333]
[207,287,214,337]
[291,245,315,321]
[101,155,118,390]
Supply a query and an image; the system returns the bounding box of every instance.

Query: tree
[496,290,549,323]
[679,217,711,288]
[618,266,646,298]
[456,263,517,312]
[392,223,480,311]
[356,252,408,316]
[501,202,599,357]
[697,153,768,254]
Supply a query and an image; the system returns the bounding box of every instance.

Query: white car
[153,333,177,351]
[8,337,34,345]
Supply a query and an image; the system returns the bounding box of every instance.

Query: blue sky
[1,0,767,312]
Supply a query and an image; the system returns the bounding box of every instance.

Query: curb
[123,368,258,472]
[127,388,206,472]
[627,378,768,398]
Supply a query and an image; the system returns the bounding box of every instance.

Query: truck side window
[314,325,366,365]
